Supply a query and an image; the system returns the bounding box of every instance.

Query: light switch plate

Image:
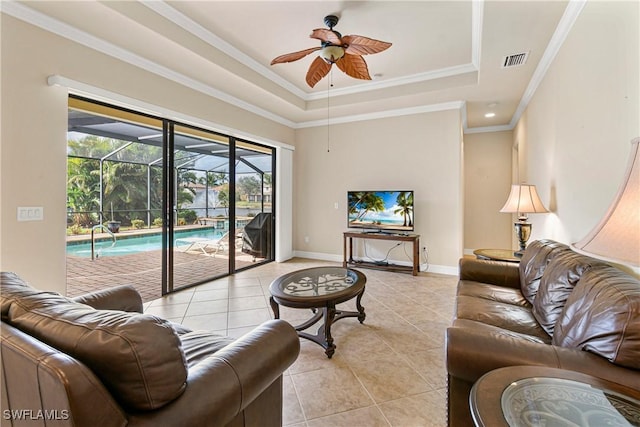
[17,207,44,221]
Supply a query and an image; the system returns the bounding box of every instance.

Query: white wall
[0,15,295,293]
[275,147,293,262]
[293,109,464,274]
[514,0,639,254]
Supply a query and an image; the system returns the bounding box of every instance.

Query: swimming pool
[66,229,226,258]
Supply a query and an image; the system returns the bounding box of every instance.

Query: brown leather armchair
[1,272,300,426]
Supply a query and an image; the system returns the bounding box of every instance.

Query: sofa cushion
[519,240,570,304]
[455,295,551,343]
[451,318,548,345]
[553,266,640,369]
[7,292,188,411]
[180,330,235,368]
[457,281,530,307]
[532,252,601,336]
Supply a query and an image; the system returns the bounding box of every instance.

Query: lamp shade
[572,138,639,266]
[500,184,549,215]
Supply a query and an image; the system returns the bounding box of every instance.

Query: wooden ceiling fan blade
[342,35,392,56]
[271,47,320,65]
[310,29,342,45]
[306,56,332,87]
[336,54,371,80]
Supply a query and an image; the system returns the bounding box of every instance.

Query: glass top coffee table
[269,266,366,358]
[470,366,640,426]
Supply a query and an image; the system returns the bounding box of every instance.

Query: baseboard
[292,251,343,263]
[422,264,458,276]
[291,251,457,276]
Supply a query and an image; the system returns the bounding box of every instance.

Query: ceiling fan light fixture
[270,14,391,87]
[320,45,345,64]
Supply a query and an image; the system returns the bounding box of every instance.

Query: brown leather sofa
[1,272,300,426]
[446,239,640,426]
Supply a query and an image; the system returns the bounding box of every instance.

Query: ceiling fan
[270,15,392,88]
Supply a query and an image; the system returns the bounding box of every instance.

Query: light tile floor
[144,258,457,427]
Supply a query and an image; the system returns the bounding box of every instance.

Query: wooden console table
[343,231,420,276]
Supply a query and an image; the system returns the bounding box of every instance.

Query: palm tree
[176,169,198,208]
[102,161,149,223]
[67,157,100,226]
[349,192,385,223]
[394,192,413,227]
[217,183,230,216]
[202,172,228,187]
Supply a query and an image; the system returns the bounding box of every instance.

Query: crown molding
[47,74,296,151]
[3,0,478,129]
[4,0,583,135]
[471,0,484,68]
[295,101,466,129]
[464,124,514,134]
[2,0,296,128]
[140,0,307,100]
[465,0,585,135]
[144,0,483,103]
[305,63,478,101]
[460,101,469,131]
[508,0,586,128]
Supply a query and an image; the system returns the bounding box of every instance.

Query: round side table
[470,366,640,426]
[473,248,521,263]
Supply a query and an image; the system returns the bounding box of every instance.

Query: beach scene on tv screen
[348,191,413,231]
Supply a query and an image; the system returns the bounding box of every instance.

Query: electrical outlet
[334,202,339,209]
[17,207,44,221]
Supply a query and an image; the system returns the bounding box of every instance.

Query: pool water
[66,229,225,258]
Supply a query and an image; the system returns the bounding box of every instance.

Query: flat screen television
[347,191,414,233]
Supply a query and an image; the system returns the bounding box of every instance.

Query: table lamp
[572,138,639,266]
[500,184,549,256]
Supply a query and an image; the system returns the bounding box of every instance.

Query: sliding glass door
[65,97,275,300]
[234,140,275,271]
[169,124,232,291]
[66,98,165,301]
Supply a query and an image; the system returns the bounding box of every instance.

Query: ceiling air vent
[502,52,529,68]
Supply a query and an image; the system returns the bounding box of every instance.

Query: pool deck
[66,243,260,302]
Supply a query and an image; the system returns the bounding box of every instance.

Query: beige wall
[513,0,639,254]
[0,16,294,293]
[3,0,638,290]
[293,109,464,273]
[463,131,513,251]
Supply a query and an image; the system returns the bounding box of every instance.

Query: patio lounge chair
[175,232,229,256]
[176,229,244,257]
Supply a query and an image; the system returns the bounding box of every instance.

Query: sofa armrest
[446,323,640,388]
[552,345,640,389]
[446,324,560,384]
[459,258,520,289]
[127,319,300,427]
[72,285,143,313]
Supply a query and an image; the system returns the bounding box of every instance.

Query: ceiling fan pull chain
[327,71,332,153]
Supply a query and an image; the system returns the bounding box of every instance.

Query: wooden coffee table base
[269,290,365,358]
